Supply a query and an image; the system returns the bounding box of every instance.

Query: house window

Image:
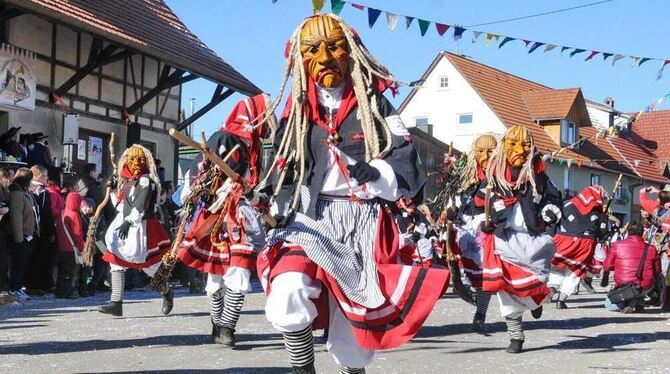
[458,113,473,124]
[415,117,428,126]
[439,75,449,89]
[560,119,577,145]
[563,168,572,191]
[616,181,627,199]
[590,173,602,186]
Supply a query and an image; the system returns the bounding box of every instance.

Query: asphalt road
[1,281,669,374]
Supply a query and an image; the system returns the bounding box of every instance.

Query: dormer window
[560,119,577,145]
[439,75,449,89]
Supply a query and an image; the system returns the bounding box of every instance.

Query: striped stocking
[475,290,492,316]
[505,316,524,341]
[340,366,365,374]
[220,290,245,330]
[209,290,224,326]
[110,270,125,302]
[282,326,315,367]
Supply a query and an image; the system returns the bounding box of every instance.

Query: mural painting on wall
[0,44,36,111]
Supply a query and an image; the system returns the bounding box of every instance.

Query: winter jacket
[604,235,661,290]
[8,184,36,243]
[45,184,64,222]
[57,192,84,253]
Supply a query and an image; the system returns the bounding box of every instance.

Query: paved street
[1,281,669,374]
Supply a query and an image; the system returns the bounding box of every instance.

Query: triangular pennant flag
[498,36,515,48]
[567,159,573,168]
[386,12,398,31]
[577,160,583,168]
[544,44,557,53]
[585,51,599,61]
[472,31,482,43]
[272,0,278,3]
[569,48,586,58]
[331,0,345,15]
[634,160,641,167]
[611,54,625,66]
[367,8,382,28]
[542,154,550,161]
[558,159,565,166]
[523,39,532,47]
[603,52,613,60]
[561,46,571,54]
[485,33,499,46]
[453,26,466,41]
[435,23,450,36]
[352,3,365,10]
[630,56,640,67]
[657,60,670,80]
[312,0,325,13]
[639,57,652,66]
[405,16,414,29]
[528,42,544,54]
[418,19,430,36]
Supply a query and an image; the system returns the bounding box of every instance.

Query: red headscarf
[571,185,605,215]
[220,94,270,187]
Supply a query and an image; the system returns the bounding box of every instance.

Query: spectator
[155,159,165,183]
[24,165,55,296]
[8,167,37,300]
[80,197,106,295]
[0,168,11,290]
[55,191,84,299]
[604,221,661,313]
[26,133,53,168]
[45,167,65,221]
[78,163,103,203]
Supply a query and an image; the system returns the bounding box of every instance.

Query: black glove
[117,221,132,240]
[106,176,117,190]
[266,214,287,231]
[346,162,381,185]
[446,207,458,221]
[480,222,495,234]
[544,210,558,224]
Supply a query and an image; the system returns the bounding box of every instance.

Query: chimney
[604,97,615,108]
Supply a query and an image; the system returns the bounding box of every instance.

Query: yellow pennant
[312,0,326,14]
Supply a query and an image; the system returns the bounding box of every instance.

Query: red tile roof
[7,0,261,96]
[633,110,670,162]
[399,51,666,183]
[522,88,581,121]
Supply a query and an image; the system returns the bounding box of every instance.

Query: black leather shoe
[292,363,316,374]
[506,339,524,353]
[211,323,221,344]
[219,326,236,348]
[556,300,568,309]
[531,306,543,319]
[162,289,174,315]
[98,301,123,316]
[472,312,486,334]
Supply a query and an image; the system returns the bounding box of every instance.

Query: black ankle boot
[211,323,221,344]
[218,326,236,348]
[162,289,174,315]
[292,363,316,374]
[506,339,524,353]
[98,301,123,316]
[472,312,486,334]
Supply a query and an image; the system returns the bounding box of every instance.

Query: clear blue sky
[165,0,669,137]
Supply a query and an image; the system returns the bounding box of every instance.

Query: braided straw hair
[460,134,497,191]
[117,144,161,198]
[255,14,396,211]
[486,126,537,197]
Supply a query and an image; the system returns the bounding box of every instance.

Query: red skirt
[177,208,256,275]
[480,232,549,305]
[102,219,170,269]
[551,234,596,279]
[257,207,450,350]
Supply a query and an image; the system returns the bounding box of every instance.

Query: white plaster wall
[399,56,506,153]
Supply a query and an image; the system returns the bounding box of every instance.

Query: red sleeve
[64,216,85,252]
[603,243,617,271]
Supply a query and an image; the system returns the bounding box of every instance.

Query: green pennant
[558,159,565,166]
[498,36,515,49]
[569,48,586,58]
[418,19,430,36]
[331,0,345,15]
[639,57,652,66]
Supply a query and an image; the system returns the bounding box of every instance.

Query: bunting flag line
[277,0,670,80]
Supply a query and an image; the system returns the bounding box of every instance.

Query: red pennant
[577,161,583,167]
[352,3,365,10]
[435,23,450,36]
[585,51,599,61]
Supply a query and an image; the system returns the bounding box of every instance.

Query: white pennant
[567,159,573,168]
[630,56,640,67]
[386,12,398,31]
[472,31,482,44]
[611,54,625,66]
[634,159,641,167]
[544,44,557,53]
